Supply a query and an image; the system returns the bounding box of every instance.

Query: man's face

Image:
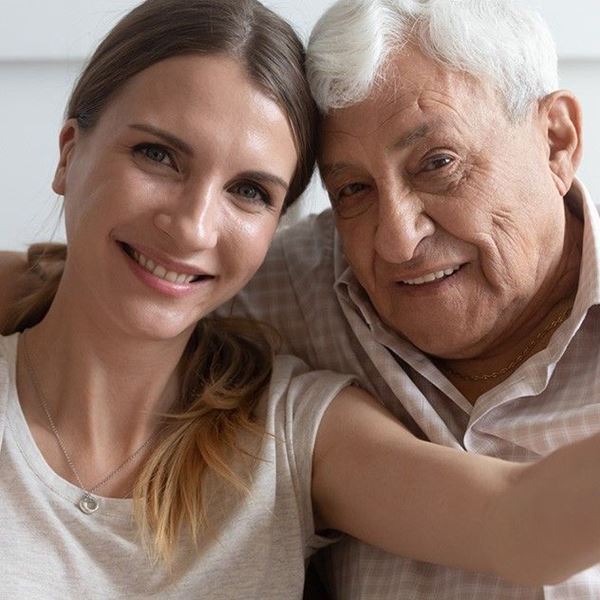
[320,47,573,359]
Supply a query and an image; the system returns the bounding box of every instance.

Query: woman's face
[53,54,298,340]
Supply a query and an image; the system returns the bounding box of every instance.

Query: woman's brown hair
[4,0,317,564]
[69,0,317,209]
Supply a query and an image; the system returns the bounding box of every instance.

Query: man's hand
[0,251,29,330]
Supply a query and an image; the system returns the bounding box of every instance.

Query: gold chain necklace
[440,303,573,383]
[21,331,157,514]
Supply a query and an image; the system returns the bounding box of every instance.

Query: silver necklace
[21,331,156,515]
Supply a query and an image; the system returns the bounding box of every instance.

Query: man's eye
[133,143,175,167]
[422,155,454,172]
[338,182,367,198]
[329,181,373,219]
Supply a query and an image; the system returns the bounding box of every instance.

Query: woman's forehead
[83,54,298,181]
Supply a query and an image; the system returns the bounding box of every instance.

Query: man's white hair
[307,0,559,119]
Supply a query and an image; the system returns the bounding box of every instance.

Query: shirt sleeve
[267,355,355,557]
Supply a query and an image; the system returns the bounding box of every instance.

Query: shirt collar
[568,178,600,311]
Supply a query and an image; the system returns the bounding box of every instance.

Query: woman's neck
[18,287,192,459]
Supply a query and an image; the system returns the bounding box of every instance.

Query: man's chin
[390,321,486,360]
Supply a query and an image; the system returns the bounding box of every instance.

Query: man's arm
[0,251,28,328]
[313,386,600,586]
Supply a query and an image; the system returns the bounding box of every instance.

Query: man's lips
[398,264,464,286]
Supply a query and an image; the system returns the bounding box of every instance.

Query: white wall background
[1,0,599,250]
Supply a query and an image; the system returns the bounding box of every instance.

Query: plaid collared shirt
[224,179,600,599]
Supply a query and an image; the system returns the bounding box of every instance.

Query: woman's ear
[538,90,583,197]
[52,119,80,196]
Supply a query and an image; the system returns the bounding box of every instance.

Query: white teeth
[129,248,198,284]
[401,266,460,286]
[153,265,167,279]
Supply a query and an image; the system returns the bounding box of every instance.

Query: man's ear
[52,119,80,196]
[538,90,583,197]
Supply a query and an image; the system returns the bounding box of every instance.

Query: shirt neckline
[4,332,134,521]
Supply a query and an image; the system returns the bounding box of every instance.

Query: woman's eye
[230,182,271,206]
[133,143,175,168]
[422,155,454,172]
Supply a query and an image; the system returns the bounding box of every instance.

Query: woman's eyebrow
[129,123,289,190]
[128,123,194,155]
[238,170,290,192]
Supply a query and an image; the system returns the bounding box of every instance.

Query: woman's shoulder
[0,332,18,378]
[0,332,18,438]
[265,355,355,424]
[270,354,353,391]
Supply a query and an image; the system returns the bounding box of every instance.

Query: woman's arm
[0,251,28,326]
[312,386,600,586]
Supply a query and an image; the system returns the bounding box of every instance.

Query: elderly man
[227,0,600,598]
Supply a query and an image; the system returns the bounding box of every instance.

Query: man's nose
[153,182,220,252]
[373,185,435,264]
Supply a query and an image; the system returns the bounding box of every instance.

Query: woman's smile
[54,54,297,338]
[118,241,215,299]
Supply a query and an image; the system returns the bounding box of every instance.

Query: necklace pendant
[79,493,99,515]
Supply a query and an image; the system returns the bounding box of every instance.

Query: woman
[1,0,600,598]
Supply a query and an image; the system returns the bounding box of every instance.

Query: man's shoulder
[245,209,338,291]
[0,251,27,284]
[224,209,340,351]
[0,252,28,332]
[271,208,337,274]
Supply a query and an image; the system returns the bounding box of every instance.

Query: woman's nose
[153,184,220,252]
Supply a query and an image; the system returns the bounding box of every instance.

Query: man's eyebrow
[128,123,194,155]
[319,162,353,180]
[320,122,439,180]
[390,123,432,151]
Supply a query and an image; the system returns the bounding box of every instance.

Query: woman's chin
[91,296,202,343]
[129,313,200,342]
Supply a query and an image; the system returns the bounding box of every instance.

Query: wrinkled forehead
[319,47,502,154]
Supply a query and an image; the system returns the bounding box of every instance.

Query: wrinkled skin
[320,46,583,365]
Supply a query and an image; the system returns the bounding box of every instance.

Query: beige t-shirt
[0,333,352,599]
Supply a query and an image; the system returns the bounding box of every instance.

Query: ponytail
[6,242,273,564]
